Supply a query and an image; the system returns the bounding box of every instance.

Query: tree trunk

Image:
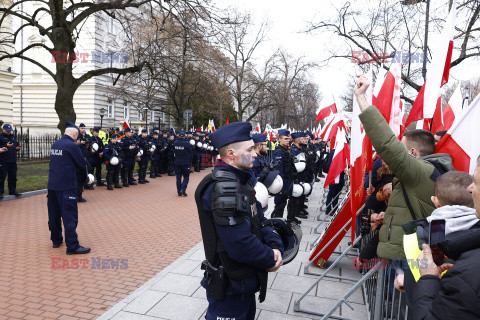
[55,85,76,134]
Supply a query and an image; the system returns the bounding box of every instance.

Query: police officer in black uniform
[121,128,138,187]
[195,122,284,320]
[166,133,176,176]
[271,129,299,223]
[47,122,90,254]
[290,132,309,219]
[88,127,105,187]
[149,131,162,179]
[0,123,21,199]
[103,134,123,190]
[76,123,89,201]
[173,131,193,196]
[137,129,151,184]
[252,133,268,179]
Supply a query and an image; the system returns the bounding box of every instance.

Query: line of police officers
[75,124,219,201]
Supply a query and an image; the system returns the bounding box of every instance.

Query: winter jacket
[359,106,454,259]
[413,224,480,320]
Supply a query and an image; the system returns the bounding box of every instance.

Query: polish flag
[123,116,130,129]
[405,0,456,128]
[324,128,350,188]
[255,123,261,133]
[315,103,338,122]
[319,115,335,141]
[435,93,480,174]
[430,96,444,133]
[443,85,464,131]
[321,115,346,142]
[225,117,229,125]
[350,67,372,242]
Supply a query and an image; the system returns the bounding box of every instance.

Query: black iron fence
[13,127,60,162]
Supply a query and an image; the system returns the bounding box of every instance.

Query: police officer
[47,121,90,254]
[121,128,138,187]
[137,129,151,184]
[158,131,168,174]
[166,133,176,176]
[88,127,105,187]
[173,132,193,196]
[290,132,309,219]
[195,122,284,320]
[76,123,89,201]
[192,133,201,172]
[149,131,162,179]
[252,133,268,179]
[271,129,299,224]
[0,124,21,199]
[103,134,123,190]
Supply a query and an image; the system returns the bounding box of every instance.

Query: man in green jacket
[354,75,454,260]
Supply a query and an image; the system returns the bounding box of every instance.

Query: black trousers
[122,158,135,184]
[159,157,167,173]
[138,160,149,181]
[89,161,102,185]
[0,162,17,195]
[77,167,87,198]
[106,165,121,186]
[150,160,160,177]
[167,157,175,174]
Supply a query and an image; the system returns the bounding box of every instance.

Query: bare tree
[308,0,480,104]
[0,0,211,132]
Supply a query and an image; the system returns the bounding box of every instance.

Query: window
[123,102,129,119]
[107,99,113,118]
[150,110,155,123]
[108,14,114,33]
[138,109,143,121]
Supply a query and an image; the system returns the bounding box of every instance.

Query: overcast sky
[216,0,480,110]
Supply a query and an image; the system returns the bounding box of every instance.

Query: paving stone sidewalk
[99,185,369,320]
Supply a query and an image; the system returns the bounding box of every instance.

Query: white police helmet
[316,150,321,157]
[254,182,269,209]
[189,139,195,146]
[292,184,304,197]
[110,157,119,166]
[87,173,95,184]
[137,149,143,157]
[301,182,312,196]
[91,143,99,152]
[203,143,208,149]
[294,152,306,173]
[197,142,203,148]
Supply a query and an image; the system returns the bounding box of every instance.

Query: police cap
[278,129,290,137]
[92,127,100,132]
[141,129,147,133]
[252,133,267,144]
[291,132,306,139]
[79,123,86,128]
[178,131,186,137]
[111,134,119,139]
[210,122,252,149]
[124,128,132,133]
[66,121,79,131]
[2,123,13,132]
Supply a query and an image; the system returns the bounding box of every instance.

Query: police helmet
[294,153,306,173]
[87,173,95,184]
[91,143,99,152]
[316,150,321,158]
[197,141,203,148]
[202,143,208,149]
[110,157,119,166]
[263,218,302,265]
[301,182,312,196]
[137,149,144,157]
[262,170,283,195]
[292,184,303,197]
[189,139,195,146]
[254,182,269,209]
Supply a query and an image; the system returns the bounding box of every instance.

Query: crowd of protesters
[331,75,480,320]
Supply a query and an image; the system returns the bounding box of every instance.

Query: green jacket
[359,106,454,259]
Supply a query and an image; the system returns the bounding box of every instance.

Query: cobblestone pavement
[98,185,369,320]
[0,171,208,320]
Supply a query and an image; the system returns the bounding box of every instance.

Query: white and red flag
[315,103,338,122]
[405,0,456,128]
[435,93,480,174]
[324,128,350,188]
[123,115,130,129]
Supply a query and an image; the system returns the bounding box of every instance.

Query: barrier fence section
[13,127,60,161]
[294,183,412,320]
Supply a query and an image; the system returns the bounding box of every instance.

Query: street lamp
[99,107,106,128]
[401,0,430,80]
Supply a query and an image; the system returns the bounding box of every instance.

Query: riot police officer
[103,134,123,190]
[173,132,193,196]
[47,122,90,254]
[121,128,138,187]
[88,127,105,187]
[192,133,202,172]
[0,123,21,199]
[271,129,298,223]
[138,129,151,184]
[289,132,308,219]
[149,131,162,179]
[195,122,283,320]
[166,133,176,176]
[252,133,268,179]
[76,123,89,201]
